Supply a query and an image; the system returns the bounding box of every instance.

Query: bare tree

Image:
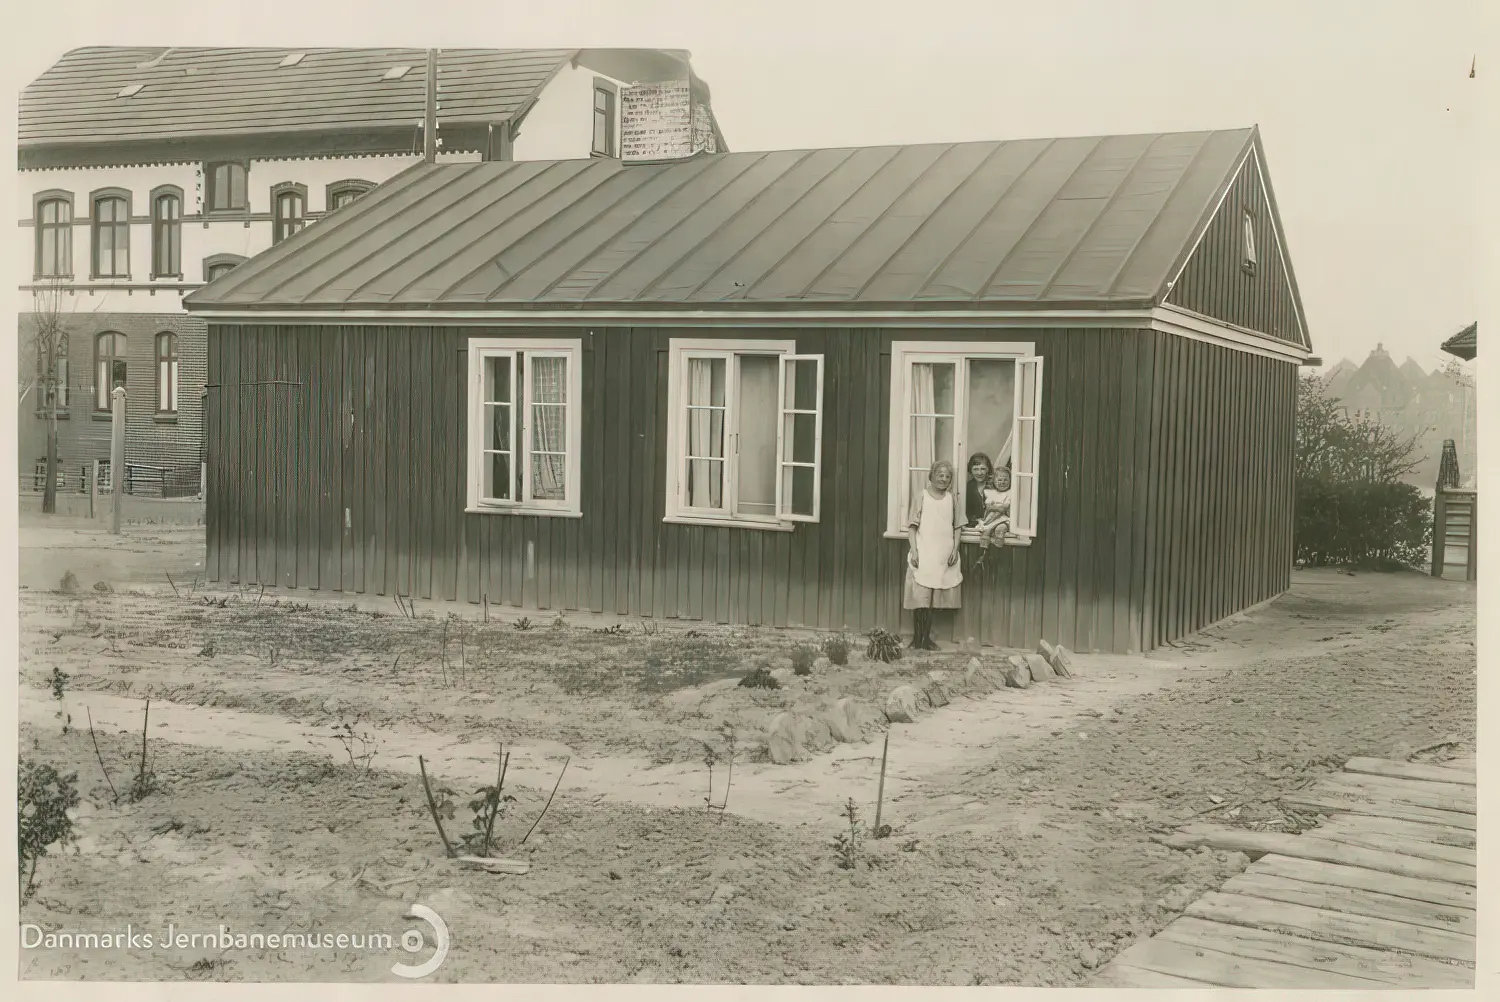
[24,280,103,514]
[29,281,69,514]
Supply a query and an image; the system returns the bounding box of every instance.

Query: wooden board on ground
[1220,869,1475,935]
[1158,915,1474,989]
[1308,825,1476,867]
[1252,854,1476,910]
[1186,891,1476,963]
[1312,814,1475,850]
[1314,773,1476,814]
[1090,963,1216,988]
[1159,824,1476,885]
[1108,934,1389,989]
[1282,791,1477,832]
[1342,757,1476,787]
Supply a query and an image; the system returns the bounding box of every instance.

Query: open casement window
[887,341,1042,542]
[466,339,582,516]
[1010,356,1043,537]
[666,340,825,528]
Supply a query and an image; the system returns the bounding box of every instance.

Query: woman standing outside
[905,459,964,650]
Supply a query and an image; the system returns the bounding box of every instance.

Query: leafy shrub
[19,759,79,903]
[822,634,851,666]
[1295,479,1432,569]
[790,647,816,676]
[1295,373,1432,569]
[865,628,903,664]
[738,667,780,689]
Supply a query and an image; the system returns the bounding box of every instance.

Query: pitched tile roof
[21,47,578,146]
[186,127,1261,313]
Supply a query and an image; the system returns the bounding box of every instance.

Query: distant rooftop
[1441,322,1477,361]
[20,47,693,148]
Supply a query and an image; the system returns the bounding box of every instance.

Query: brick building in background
[18,46,726,497]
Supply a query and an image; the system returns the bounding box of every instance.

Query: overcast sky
[4,0,1482,373]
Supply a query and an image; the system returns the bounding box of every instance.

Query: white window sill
[664,513,795,532]
[883,530,1032,546]
[466,506,582,518]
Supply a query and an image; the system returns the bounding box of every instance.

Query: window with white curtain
[886,341,1043,541]
[664,339,825,528]
[466,338,582,515]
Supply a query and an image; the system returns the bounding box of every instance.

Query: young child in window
[972,462,1012,566]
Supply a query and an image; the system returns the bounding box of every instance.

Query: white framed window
[664,338,825,530]
[466,337,583,517]
[885,341,1044,542]
[1242,211,1258,273]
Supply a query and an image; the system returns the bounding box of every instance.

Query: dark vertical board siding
[206,323,1294,653]
[1109,334,1137,653]
[224,327,241,584]
[204,328,220,581]
[1080,333,1104,654]
[1126,335,1156,653]
[1167,153,1305,347]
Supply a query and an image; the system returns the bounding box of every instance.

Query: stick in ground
[874,730,891,837]
[521,756,570,845]
[417,755,457,858]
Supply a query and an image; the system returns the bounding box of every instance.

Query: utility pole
[110,386,126,534]
[423,49,438,164]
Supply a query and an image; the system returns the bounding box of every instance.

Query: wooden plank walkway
[1091,755,1477,989]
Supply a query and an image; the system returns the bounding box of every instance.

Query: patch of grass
[865,628,903,664]
[738,666,780,690]
[790,647,816,676]
[823,634,851,666]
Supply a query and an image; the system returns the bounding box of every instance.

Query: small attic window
[1241,211,1258,275]
[383,65,412,81]
[117,83,144,99]
[279,52,306,68]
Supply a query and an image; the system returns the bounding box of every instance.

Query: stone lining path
[1091,753,1477,989]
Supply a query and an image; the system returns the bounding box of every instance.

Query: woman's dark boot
[921,610,940,650]
[909,609,925,648]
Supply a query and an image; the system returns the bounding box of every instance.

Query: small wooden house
[185,125,1313,654]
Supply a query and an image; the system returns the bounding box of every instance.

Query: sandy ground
[15,517,1478,984]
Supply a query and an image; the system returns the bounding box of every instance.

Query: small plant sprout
[550,612,567,631]
[48,667,71,734]
[701,741,720,813]
[833,797,863,870]
[331,714,381,770]
[18,758,80,903]
[513,616,533,632]
[464,748,514,857]
[126,698,157,803]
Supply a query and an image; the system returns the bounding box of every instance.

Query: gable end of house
[1163,133,1310,351]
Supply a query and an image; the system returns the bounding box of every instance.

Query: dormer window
[383,65,412,81]
[117,83,144,98]
[279,52,306,68]
[592,81,618,158]
[1241,211,1257,275]
[206,162,248,212]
